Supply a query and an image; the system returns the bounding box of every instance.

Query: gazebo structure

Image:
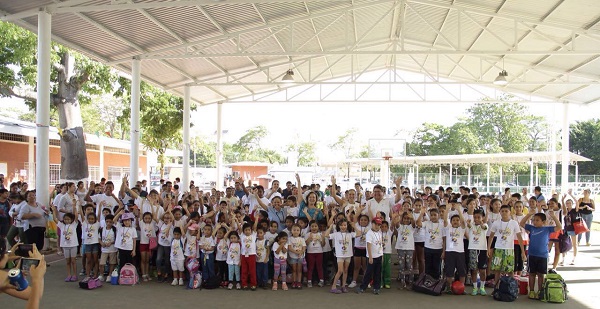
[1,0,599,203]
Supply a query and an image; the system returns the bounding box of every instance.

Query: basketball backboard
[368,139,406,159]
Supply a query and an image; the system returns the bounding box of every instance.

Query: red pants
[306,252,324,281]
[241,254,257,287]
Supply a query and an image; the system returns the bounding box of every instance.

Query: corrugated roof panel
[351,4,395,45]
[404,4,440,46]
[82,10,179,51]
[288,20,323,52]
[540,55,599,75]
[0,0,54,14]
[162,58,222,80]
[239,28,285,53]
[306,1,353,14]
[544,1,600,29]
[204,3,263,33]
[502,0,567,21]
[210,57,257,73]
[572,57,600,77]
[145,6,222,42]
[562,85,599,103]
[312,13,352,51]
[256,2,308,23]
[141,60,190,86]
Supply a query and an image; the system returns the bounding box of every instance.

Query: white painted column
[380,159,390,189]
[415,164,419,192]
[550,106,557,193]
[99,140,104,180]
[438,166,442,187]
[499,166,503,195]
[467,165,471,187]
[36,10,51,205]
[560,102,570,194]
[216,102,224,190]
[130,58,141,185]
[182,86,191,188]
[529,158,534,193]
[575,164,579,191]
[486,161,490,193]
[449,163,453,187]
[28,136,34,187]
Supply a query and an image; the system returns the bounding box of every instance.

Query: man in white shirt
[366,185,394,220]
[86,181,122,221]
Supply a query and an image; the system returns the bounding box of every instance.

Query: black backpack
[202,276,221,289]
[493,275,519,302]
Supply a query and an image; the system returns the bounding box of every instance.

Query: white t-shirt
[139,221,157,245]
[82,221,100,245]
[241,232,257,256]
[115,225,136,251]
[272,242,288,260]
[365,229,384,258]
[305,232,324,254]
[215,238,229,261]
[57,194,78,221]
[265,231,278,246]
[157,222,173,247]
[92,194,119,223]
[487,212,501,236]
[247,194,270,215]
[381,230,393,254]
[513,214,529,243]
[183,233,198,257]
[467,224,488,250]
[227,242,241,265]
[330,232,355,258]
[57,222,78,248]
[424,221,444,250]
[100,226,117,253]
[256,238,269,263]
[170,238,185,260]
[286,206,299,218]
[366,198,394,219]
[445,226,466,253]
[395,224,415,250]
[141,202,165,220]
[491,219,521,249]
[355,224,371,248]
[199,235,216,253]
[413,212,428,242]
[9,202,25,228]
[288,236,305,259]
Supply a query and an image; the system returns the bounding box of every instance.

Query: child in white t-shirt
[156,212,173,283]
[380,220,394,289]
[99,215,117,283]
[82,212,101,279]
[304,220,325,288]
[199,225,216,281]
[287,224,306,289]
[52,210,78,282]
[357,217,384,294]
[226,231,241,290]
[325,215,362,294]
[170,227,185,286]
[214,226,229,286]
[350,213,370,288]
[394,211,419,288]
[467,209,488,296]
[271,232,288,291]
[417,204,446,279]
[138,212,157,282]
[442,205,467,294]
[113,210,137,271]
[256,228,270,288]
[487,205,526,285]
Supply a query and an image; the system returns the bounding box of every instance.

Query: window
[107,166,130,182]
[88,166,101,182]
[49,164,61,185]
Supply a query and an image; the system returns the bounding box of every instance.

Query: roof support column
[529,158,534,194]
[550,106,557,194]
[182,86,191,189]
[486,162,490,194]
[561,102,570,194]
[130,58,141,185]
[216,102,224,191]
[467,165,471,188]
[449,163,453,187]
[36,9,51,205]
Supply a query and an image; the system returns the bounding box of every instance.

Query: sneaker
[282,282,288,291]
[318,280,324,287]
[143,275,149,282]
[586,242,591,246]
[342,286,349,293]
[272,282,278,291]
[336,279,341,286]
[236,283,241,290]
[329,288,342,294]
[471,288,479,296]
[528,291,536,299]
[70,276,78,282]
[307,281,313,288]
[178,278,184,286]
[297,282,302,290]
[373,289,380,295]
[79,270,86,276]
[65,276,71,282]
[171,279,178,286]
[106,276,111,283]
[356,288,364,294]
[384,284,391,289]
[558,261,564,266]
[228,283,233,290]
[98,275,104,282]
[480,287,487,296]
[348,281,357,288]
[250,286,256,291]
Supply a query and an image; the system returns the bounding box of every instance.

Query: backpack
[188,271,202,289]
[202,275,221,289]
[118,263,139,285]
[492,275,518,302]
[79,277,102,290]
[540,270,568,303]
[186,256,199,273]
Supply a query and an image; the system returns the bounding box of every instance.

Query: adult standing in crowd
[18,191,47,251]
[577,188,595,246]
[0,189,10,237]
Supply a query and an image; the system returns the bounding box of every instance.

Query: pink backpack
[118,263,139,285]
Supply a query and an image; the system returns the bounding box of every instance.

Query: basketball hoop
[382,156,393,161]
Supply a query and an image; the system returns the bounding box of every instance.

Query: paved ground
[4,232,600,309]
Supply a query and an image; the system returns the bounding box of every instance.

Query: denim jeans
[256,262,268,286]
[156,245,171,275]
[577,213,594,244]
[201,252,215,280]
[360,256,382,290]
[228,264,240,282]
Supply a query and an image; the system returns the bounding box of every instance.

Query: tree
[524,115,549,152]
[190,136,217,167]
[225,126,285,164]
[0,21,117,181]
[286,141,317,167]
[570,119,600,174]
[330,128,359,177]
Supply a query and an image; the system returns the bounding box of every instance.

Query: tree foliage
[190,137,217,167]
[570,119,600,174]
[222,126,284,164]
[286,141,317,167]
[330,128,358,158]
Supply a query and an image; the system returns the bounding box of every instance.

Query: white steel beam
[36,9,51,204]
[130,58,141,185]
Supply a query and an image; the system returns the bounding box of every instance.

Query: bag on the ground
[413,273,446,296]
[79,277,102,290]
[188,271,202,289]
[202,275,221,289]
[559,232,572,253]
[186,257,199,273]
[118,263,139,285]
[492,275,519,302]
[540,270,568,303]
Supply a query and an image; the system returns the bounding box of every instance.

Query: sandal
[330,288,342,294]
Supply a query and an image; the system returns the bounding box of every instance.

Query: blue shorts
[288,257,301,265]
[83,243,100,254]
[566,231,576,236]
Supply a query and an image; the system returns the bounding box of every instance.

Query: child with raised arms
[349,210,370,288]
[487,205,526,287]
[138,211,158,282]
[113,207,137,271]
[467,209,488,295]
[356,217,384,295]
[52,209,78,282]
[442,205,467,294]
[417,204,445,279]
[82,212,101,280]
[395,211,420,289]
[156,211,173,283]
[380,219,393,289]
[324,209,362,294]
[226,230,242,290]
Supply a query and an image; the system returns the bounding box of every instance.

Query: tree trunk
[55,53,89,182]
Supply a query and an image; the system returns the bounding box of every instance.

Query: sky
[2,69,599,163]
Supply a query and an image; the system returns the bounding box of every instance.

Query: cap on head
[372,217,383,225]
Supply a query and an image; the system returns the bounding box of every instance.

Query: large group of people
[0,174,596,300]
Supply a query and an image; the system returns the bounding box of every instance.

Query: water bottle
[476,274,481,288]
[111,268,119,285]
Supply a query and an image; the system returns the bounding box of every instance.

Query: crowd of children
[42,175,593,298]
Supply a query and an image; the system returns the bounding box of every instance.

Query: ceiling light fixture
[493,58,508,85]
[282,69,295,83]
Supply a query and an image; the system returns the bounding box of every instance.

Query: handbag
[149,236,158,250]
[413,273,446,296]
[558,232,572,253]
[549,229,562,240]
[573,217,589,235]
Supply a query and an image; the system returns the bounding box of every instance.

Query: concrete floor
[4,232,600,309]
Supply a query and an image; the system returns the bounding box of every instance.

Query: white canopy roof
[2,0,600,105]
[321,151,591,167]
